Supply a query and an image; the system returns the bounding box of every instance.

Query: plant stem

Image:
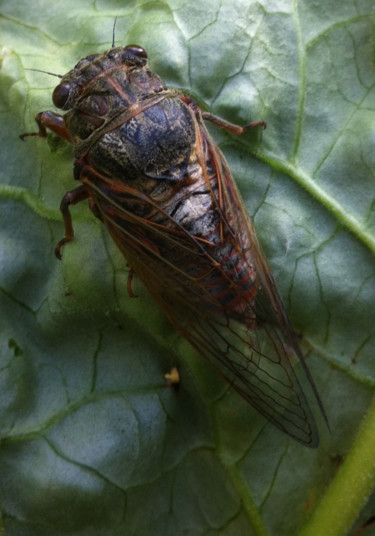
[298,398,375,536]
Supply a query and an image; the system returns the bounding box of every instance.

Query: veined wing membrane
[81,122,321,447]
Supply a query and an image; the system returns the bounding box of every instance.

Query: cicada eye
[52,84,70,108]
[124,45,148,59]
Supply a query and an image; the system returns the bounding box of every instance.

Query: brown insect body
[21,44,326,446]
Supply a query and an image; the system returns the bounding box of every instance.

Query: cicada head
[52,45,158,109]
[52,44,167,142]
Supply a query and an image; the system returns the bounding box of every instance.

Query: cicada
[20,40,327,447]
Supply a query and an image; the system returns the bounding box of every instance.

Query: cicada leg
[180,95,266,134]
[20,110,85,258]
[55,185,90,259]
[127,269,138,298]
[201,111,266,134]
[20,111,72,142]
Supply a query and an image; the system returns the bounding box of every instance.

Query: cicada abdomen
[20,43,327,447]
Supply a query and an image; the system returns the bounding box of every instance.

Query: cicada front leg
[20,111,72,142]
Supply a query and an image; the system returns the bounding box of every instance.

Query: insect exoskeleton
[21,41,327,447]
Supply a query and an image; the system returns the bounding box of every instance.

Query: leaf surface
[0,1,374,535]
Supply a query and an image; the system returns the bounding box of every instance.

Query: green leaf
[1,1,374,535]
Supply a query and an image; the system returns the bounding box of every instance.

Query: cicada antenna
[25,68,63,79]
[112,17,117,48]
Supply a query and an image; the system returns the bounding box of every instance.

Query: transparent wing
[81,119,325,447]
